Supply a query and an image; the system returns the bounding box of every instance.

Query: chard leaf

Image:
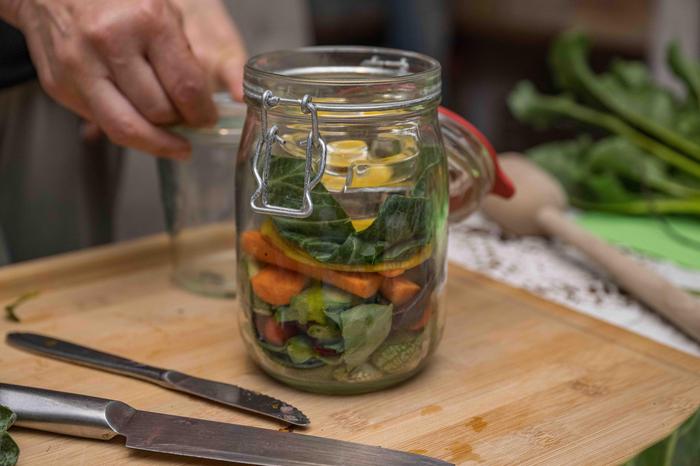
[585,137,700,198]
[282,286,354,325]
[4,290,40,323]
[333,363,384,382]
[337,304,393,368]
[509,81,700,179]
[370,330,427,374]
[267,148,440,265]
[528,136,700,211]
[0,434,19,466]
[549,31,700,162]
[0,406,18,466]
[623,407,700,466]
[286,336,316,364]
[668,41,700,108]
[0,407,15,433]
[307,324,341,342]
[274,306,301,324]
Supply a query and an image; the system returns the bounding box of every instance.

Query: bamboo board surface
[1,232,699,465]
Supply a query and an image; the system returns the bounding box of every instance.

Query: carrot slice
[251,265,306,306]
[380,276,421,306]
[242,231,383,298]
[409,305,433,331]
[379,269,405,278]
[256,315,295,346]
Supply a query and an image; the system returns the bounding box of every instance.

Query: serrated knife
[0,384,451,465]
[6,332,308,426]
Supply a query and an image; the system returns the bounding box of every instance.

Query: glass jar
[158,93,246,298]
[235,47,513,394]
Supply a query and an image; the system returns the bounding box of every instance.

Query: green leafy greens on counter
[265,147,441,265]
[623,407,699,466]
[508,31,700,217]
[0,406,19,466]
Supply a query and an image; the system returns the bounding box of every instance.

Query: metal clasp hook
[250,90,328,218]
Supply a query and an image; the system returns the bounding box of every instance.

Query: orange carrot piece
[380,276,421,306]
[241,231,383,298]
[256,315,294,346]
[409,305,433,331]
[251,265,306,306]
[379,269,405,278]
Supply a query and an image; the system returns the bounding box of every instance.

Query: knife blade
[0,384,452,466]
[6,332,309,426]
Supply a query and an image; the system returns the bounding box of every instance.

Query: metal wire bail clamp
[250,90,328,218]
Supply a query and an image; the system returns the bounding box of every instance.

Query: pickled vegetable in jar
[235,47,513,394]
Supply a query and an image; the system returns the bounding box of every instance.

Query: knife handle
[0,383,134,440]
[7,332,167,385]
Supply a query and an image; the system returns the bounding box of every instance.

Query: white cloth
[448,213,700,356]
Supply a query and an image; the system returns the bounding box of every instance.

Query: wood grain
[0,233,698,465]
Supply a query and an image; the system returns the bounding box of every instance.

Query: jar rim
[172,93,246,142]
[245,46,441,85]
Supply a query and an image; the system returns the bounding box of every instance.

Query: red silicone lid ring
[438,106,515,198]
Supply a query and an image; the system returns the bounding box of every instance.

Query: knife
[6,332,309,427]
[0,384,451,465]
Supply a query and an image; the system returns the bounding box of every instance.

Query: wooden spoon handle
[536,205,700,342]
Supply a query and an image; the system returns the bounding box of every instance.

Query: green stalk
[667,41,700,108]
[652,178,700,198]
[572,197,700,215]
[552,32,700,161]
[509,82,700,179]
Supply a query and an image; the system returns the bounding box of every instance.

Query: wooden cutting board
[1,231,699,466]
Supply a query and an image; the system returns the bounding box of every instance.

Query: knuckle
[54,46,81,72]
[83,21,114,48]
[104,117,139,145]
[172,78,205,106]
[134,0,168,28]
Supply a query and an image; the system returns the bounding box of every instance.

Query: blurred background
[309,0,697,151]
[118,0,700,241]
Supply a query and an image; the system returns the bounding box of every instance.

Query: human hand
[13,0,221,158]
[174,0,247,101]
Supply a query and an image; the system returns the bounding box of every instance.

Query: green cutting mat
[576,212,700,271]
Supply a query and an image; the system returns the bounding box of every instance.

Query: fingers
[147,21,218,127]
[109,55,179,125]
[82,78,191,158]
[217,50,246,101]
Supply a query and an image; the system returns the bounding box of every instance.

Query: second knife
[6,332,309,426]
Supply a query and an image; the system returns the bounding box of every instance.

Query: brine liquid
[280,134,421,227]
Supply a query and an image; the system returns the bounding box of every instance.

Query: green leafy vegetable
[509,32,700,219]
[0,406,18,466]
[333,363,384,382]
[370,330,427,374]
[509,81,700,179]
[549,31,700,161]
[307,324,341,342]
[286,336,316,364]
[4,290,40,323]
[527,136,700,214]
[668,41,700,108]
[288,286,354,325]
[622,407,699,466]
[335,303,393,367]
[266,148,441,265]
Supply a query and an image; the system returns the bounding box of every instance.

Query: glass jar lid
[244,46,441,115]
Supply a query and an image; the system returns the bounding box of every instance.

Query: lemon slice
[261,220,432,273]
[350,217,375,232]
